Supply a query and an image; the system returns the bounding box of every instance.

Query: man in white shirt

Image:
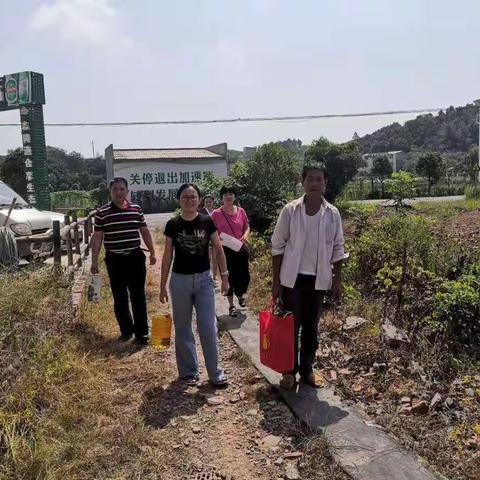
[271,164,345,389]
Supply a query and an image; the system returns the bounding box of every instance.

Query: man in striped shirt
[91,177,156,344]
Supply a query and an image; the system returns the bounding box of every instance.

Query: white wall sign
[114,161,227,198]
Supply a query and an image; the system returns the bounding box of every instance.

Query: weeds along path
[0,236,345,479]
[70,237,347,479]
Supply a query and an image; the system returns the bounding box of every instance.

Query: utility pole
[91,140,95,160]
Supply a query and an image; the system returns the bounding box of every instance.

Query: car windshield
[0,181,30,208]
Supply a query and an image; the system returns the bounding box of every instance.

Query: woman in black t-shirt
[160,184,230,387]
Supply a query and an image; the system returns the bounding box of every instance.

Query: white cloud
[28,0,134,51]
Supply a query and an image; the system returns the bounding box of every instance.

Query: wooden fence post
[84,212,90,245]
[86,214,93,257]
[53,220,61,266]
[72,212,81,256]
[64,213,73,267]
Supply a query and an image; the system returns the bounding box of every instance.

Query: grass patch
[248,237,271,314]
[0,258,181,479]
[413,198,480,219]
[0,267,110,479]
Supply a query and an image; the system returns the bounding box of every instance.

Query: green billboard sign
[0,71,49,210]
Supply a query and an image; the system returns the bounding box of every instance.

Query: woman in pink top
[211,186,250,316]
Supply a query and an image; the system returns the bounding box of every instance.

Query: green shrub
[464,183,480,200]
[338,178,371,201]
[353,214,436,294]
[50,190,93,210]
[246,231,269,260]
[385,171,416,209]
[347,210,480,350]
[430,276,480,345]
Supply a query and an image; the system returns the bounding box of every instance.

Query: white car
[0,180,65,260]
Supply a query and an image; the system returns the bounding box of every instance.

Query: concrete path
[144,212,173,230]
[215,293,440,480]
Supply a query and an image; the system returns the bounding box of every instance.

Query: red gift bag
[259,302,295,373]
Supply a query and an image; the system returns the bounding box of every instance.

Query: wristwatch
[220,271,229,277]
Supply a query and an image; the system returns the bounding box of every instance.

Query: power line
[0,107,442,128]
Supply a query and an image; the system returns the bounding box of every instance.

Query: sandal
[229,306,238,317]
[302,371,325,388]
[279,374,297,389]
[238,297,247,308]
[210,376,229,388]
[181,376,200,387]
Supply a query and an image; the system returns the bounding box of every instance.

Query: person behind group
[91,177,156,345]
[160,183,229,387]
[199,193,219,283]
[271,164,345,389]
[211,186,250,317]
[199,193,215,216]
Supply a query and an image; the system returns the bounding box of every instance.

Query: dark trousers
[223,246,250,297]
[281,274,324,377]
[105,249,148,338]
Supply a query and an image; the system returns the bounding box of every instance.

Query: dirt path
[76,240,347,480]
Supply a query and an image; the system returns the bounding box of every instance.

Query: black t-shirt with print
[164,214,217,274]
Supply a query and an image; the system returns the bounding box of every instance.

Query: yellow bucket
[150,313,172,350]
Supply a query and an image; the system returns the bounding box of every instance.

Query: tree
[304,137,362,201]
[357,101,479,154]
[416,151,443,195]
[0,148,26,197]
[46,146,106,192]
[464,146,479,183]
[386,171,416,210]
[371,155,393,197]
[231,143,300,232]
[201,143,301,232]
[0,146,107,199]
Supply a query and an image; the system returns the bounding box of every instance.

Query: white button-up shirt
[271,195,345,290]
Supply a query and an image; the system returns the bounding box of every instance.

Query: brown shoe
[302,371,325,388]
[279,374,296,389]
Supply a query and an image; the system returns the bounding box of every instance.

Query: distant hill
[358,101,479,154]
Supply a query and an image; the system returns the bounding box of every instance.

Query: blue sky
[0,0,478,157]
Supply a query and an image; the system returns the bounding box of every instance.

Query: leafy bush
[430,276,480,345]
[385,171,416,209]
[348,210,480,349]
[246,231,270,261]
[198,171,230,205]
[200,143,300,232]
[464,183,480,200]
[50,190,95,210]
[338,178,372,201]
[353,214,436,295]
[232,144,300,232]
[89,187,109,207]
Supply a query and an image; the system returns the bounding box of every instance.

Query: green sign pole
[20,105,49,209]
[0,71,49,210]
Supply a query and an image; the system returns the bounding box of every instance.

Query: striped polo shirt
[94,201,147,253]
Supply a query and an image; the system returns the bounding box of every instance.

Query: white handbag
[219,232,243,252]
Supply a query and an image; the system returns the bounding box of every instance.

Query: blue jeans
[169,271,225,383]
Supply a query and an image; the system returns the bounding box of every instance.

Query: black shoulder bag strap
[220,208,237,237]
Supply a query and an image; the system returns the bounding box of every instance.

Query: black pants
[223,246,250,297]
[281,274,324,377]
[105,249,148,338]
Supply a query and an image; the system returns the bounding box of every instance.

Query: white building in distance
[105,143,228,212]
[360,150,408,173]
